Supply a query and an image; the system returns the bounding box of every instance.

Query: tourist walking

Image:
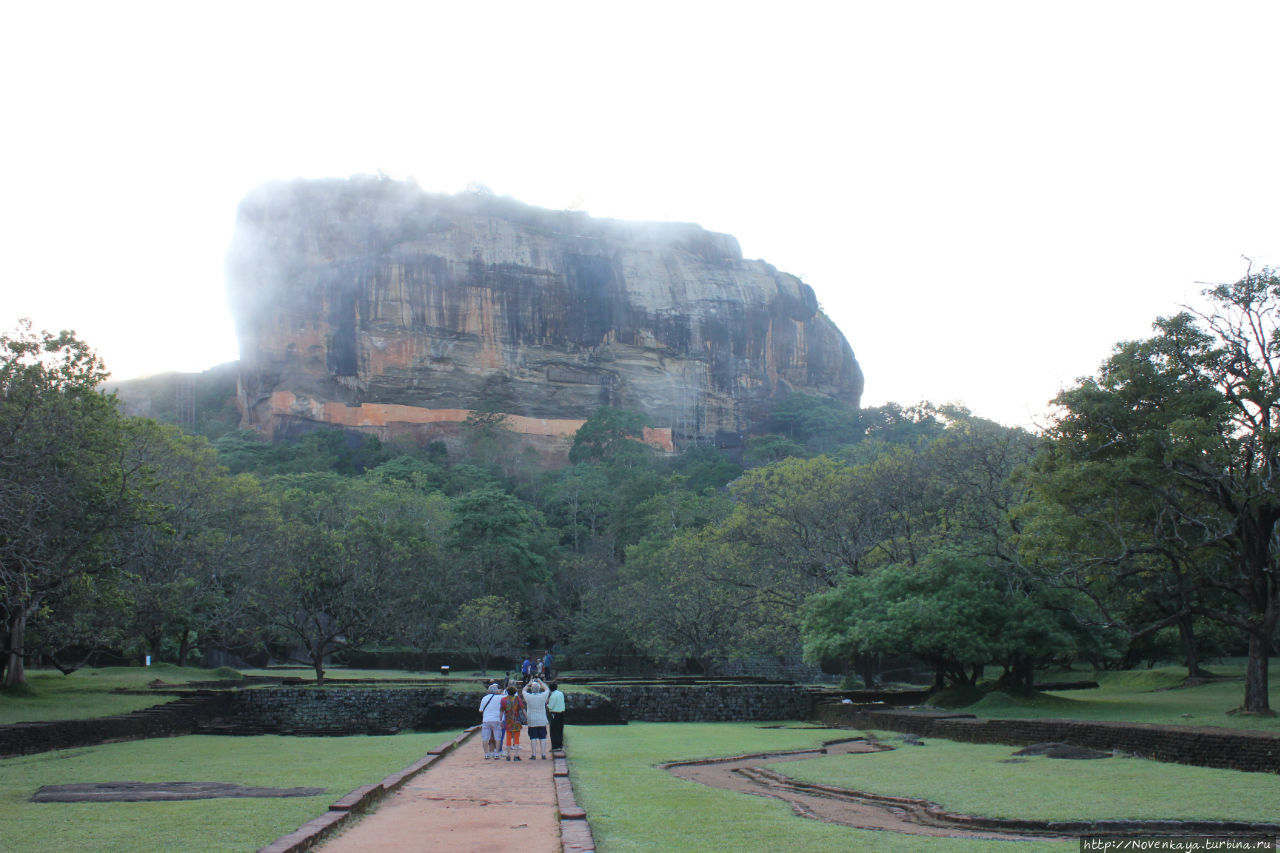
[542,649,554,679]
[547,681,566,750]
[522,677,551,759]
[479,683,503,760]
[500,685,526,761]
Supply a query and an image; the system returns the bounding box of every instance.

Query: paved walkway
[317,737,561,853]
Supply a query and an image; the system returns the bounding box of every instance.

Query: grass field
[0,665,239,725]
[4,662,1278,850]
[0,732,441,853]
[784,730,1280,823]
[958,660,1280,733]
[568,722,1074,853]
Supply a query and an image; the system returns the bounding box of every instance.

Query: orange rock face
[228,178,860,462]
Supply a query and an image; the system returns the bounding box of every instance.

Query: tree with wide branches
[0,322,146,687]
[1038,267,1280,712]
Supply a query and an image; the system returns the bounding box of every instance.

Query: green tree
[256,475,410,683]
[765,393,861,452]
[1036,268,1280,712]
[802,551,1092,692]
[1019,451,1225,678]
[442,595,520,674]
[0,322,144,687]
[569,407,654,468]
[543,465,614,553]
[449,486,551,597]
[113,421,250,665]
[619,532,761,675]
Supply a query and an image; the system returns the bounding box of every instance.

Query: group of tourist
[478,675,566,762]
[521,650,554,681]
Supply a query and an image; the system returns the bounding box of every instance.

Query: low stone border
[554,747,597,853]
[255,727,477,853]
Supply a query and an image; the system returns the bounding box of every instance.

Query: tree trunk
[855,654,878,689]
[147,633,163,665]
[1176,614,1208,679]
[3,610,26,688]
[177,629,193,667]
[1012,657,1035,697]
[312,650,326,685]
[1242,630,1273,714]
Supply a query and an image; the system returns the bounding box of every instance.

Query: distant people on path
[479,683,503,760]
[547,681,565,750]
[522,655,534,681]
[522,677,551,759]
[500,685,526,761]
[542,649,553,679]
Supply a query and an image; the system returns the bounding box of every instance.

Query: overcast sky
[3,2,1278,428]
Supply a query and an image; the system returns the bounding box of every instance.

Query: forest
[2,269,1278,713]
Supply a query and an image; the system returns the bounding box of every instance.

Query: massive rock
[228,177,862,459]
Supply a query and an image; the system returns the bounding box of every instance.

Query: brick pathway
[316,736,561,853]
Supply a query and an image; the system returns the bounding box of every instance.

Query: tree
[1019,451,1225,678]
[569,407,654,468]
[113,420,248,665]
[543,465,614,553]
[1039,267,1280,712]
[336,476,456,659]
[0,322,144,686]
[442,595,520,674]
[619,532,761,675]
[449,486,550,598]
[802,551,1094,692]
[764,393,861,452]
[715,455,890,592]
[257,475,409,683]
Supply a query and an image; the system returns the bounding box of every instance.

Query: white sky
[3,1,1278,429]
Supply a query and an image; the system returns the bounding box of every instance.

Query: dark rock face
[227,178,863,455]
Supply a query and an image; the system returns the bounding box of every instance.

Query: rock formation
[227,177,862,460]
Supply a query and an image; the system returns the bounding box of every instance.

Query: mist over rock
[227,177,863,459]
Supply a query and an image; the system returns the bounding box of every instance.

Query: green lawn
[784,730,1280,823]
[0,732,443,853]
[568,722,1073,853]
[962,660,1280,733]
[0,665,238,725]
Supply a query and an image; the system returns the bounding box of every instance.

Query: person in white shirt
[522,677,551,759]
[479,683,503,759]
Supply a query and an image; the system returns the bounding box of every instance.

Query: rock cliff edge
[227,177,863,459]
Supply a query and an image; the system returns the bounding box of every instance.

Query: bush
[928,683,987,708]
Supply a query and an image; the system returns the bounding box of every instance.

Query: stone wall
[814,705,1280,774]
[223,687,625,734]
[0,692,232,758]
[221,684,811,733]
[598,684,812,722]
[718,655,831,683]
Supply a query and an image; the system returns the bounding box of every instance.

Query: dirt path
[664,737,1051,841]
[317,737,561,853]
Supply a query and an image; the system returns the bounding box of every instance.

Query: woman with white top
[479,683,504,759]
[521,677,551,759]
